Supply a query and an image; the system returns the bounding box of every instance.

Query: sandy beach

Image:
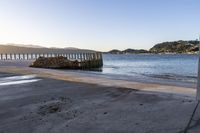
[0,64,196,98]
[0,61,200,133]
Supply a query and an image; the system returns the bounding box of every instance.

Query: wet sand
[0,65,196,98]
[0,73,198,133]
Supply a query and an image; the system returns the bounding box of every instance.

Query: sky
[0,0,199,51]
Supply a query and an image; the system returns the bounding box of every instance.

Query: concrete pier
[0,53,103,62]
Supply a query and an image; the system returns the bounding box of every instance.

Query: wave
[142,73,197,82]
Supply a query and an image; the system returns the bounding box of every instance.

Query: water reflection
[0,75,41,86]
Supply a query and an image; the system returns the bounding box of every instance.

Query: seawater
[101,54,198,87]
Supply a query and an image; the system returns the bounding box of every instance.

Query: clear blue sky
[0,0,199,51]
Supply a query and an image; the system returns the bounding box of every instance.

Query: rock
[30,56,103,70]
[30,56,80,69]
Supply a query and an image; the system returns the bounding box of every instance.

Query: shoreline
[72,69,196,88]
[0,54,198,89]
[0,72,198,133]
[0,65,196,98]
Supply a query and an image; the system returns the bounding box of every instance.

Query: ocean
[98,54,199,88]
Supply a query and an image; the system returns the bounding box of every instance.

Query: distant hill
[1,40,199,55]
[0,44,97,54]
[149,40,199,53]
[4,43,46,48]
[107,49,122,54]
[64,47,80,50]
[106,40,199,54]
[106,49,149,54]
[123,49,149,54]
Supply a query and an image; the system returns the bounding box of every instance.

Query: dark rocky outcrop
[30,57,79,69]
[30,56,103,70]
